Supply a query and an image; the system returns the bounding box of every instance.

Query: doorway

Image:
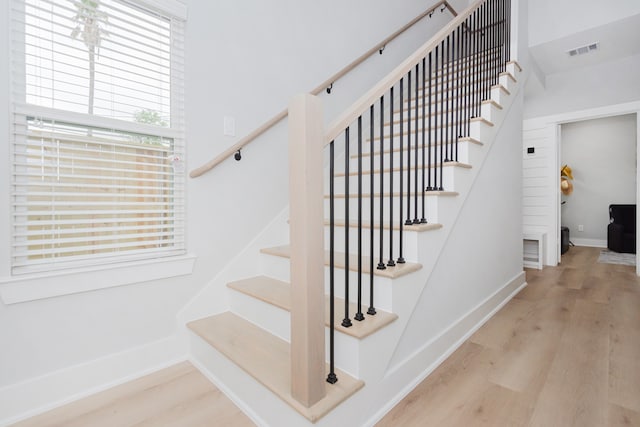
[559,114,637,258]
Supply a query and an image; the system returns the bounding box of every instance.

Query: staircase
[182,1,524,425]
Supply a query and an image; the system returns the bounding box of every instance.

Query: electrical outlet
[578,224,584,232]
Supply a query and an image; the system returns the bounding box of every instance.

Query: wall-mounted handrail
[189,0,456,178]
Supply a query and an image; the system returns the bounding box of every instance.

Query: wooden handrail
[325,0,485,145]
[189,0,456,178]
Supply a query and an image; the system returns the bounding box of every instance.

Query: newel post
[289,93,326,407]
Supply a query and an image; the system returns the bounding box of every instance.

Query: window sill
[0,254,197,305]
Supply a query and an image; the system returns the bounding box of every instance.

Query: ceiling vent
[567,42,599,57]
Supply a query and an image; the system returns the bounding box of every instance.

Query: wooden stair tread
[335,161,471,177]
[507,60,523,72]
[227,276,398,339]
[369,118,493,142]
[326,190,458,199]
[352,137,483,158]
[187,312,364,423]
[260,245,422,279]
[391,98,502,123]
[325,219,443,232]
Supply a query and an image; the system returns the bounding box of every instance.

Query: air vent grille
[567,42,599,57]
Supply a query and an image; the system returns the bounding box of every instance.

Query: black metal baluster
[495,0,500,85]
[413,63,419,223]
[480,4,486,106]
[438,40,444,191]
[405,69,412,226]
[480,3,491,103]
[486,4,490,105]
[387,87,395,267]
[368,105,376,315]
[434,45,439,191]
[355,116,364,322]
[508,0,511,62]
[420,57,427,223]
[444,35,450,164]
[466,15,472,135]
[377,96,386,271]
[398,77,406,264]
[473,9,479,119]
[427,51,433,191]
[456,25,461,161]
[342,128,352,328]
[500,0,505,68]
[327,140,337,384]
[448,31,454,163]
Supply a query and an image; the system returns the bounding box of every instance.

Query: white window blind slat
[11,0,186,275]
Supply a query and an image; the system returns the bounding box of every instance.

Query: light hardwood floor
[12,247,640,426]
[378,246,640,427]
[11,362,255,427]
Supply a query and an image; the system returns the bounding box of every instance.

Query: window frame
[1,0,193,304]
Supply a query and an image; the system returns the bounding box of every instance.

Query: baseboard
[0,335,187,427]
[571,238,607,248]
[365,270,527,427]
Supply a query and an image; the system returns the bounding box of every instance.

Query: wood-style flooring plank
[487,286,576,393]
[608,403,640,427]
[608,284,640,412]
[11,362,254,427]
[376,342,496,427]
[378,246,640,427]
[527,298,610,427]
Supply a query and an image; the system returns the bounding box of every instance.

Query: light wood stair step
[325,219,443,232]
[326,190,458,199]
[402,83,510,109]
[227,276,398,339]
[335,161,472,177]
[507,60,523,72]
[393,99,502,122]
[187,312,364,423]
[352,137,483,159]
[260,245,422,279]
[369,118,493,142]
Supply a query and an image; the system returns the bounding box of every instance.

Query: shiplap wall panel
[522,121,557,266]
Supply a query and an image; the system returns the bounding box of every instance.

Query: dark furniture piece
[607,204,636,254]
[561,226,570,255]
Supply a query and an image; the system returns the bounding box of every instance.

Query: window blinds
[10,0,186,274]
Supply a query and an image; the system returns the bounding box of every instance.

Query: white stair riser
[332,165,461,194]
[227,289,361,376]
[326,194,445,225]
[353,139,476,167]
[396,96,480,121]
[353,137,471,162]
[378,119,474,139]
[259,253,395,312]
[324,225,420,263]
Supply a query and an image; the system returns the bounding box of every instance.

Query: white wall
[389,90,525,367]
[528,0,640,46]
[0,0,467,423]
[561,114,637,246]
[524,53,640,119]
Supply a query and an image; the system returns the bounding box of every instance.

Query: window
[10,0,186,275]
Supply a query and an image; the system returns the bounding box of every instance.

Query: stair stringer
[345,63,524,384]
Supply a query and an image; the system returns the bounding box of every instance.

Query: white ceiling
[529,13,640,76]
